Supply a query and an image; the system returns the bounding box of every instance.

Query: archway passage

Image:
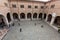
[27,13,31,19]
[39,13,42,19]
[47,14,52,22]
[0,15,6,28]
[20,13,25,19]
[33,13,37,18]
[13,13,18,20]
[44,13,46,19]
[7,13,11,22]
[54,16,60,26]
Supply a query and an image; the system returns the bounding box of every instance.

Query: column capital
[52,13,56,18]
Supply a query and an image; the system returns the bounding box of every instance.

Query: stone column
[18,14,20,20]
[50,13,56,25]
[10,13,13,21]
[37,13,39,20]
[5,16,9,27]
[42,13,44,19]
[25,14,27,20]
[45,15,48,21]
[50,16,56,25]
[32,14,33,20]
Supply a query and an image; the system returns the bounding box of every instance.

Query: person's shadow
[41,25,44,28]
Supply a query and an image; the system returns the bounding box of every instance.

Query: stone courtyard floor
[3,20,60,40]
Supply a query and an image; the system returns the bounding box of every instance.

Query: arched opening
[0,15,6,29]
[27,13,31,19]
[7,13,11,22]
[39,13,42,19]
[13,13,18,20]
[20,13,25,19]
[54,16,60,27]
[44,13,46,19]
[33,13,37,18]
[47,14,52,23]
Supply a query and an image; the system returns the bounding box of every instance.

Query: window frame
[20,5,24,8]
[12,4,16,8]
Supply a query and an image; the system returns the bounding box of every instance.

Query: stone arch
[33,13,37,18]
[47,14,52,22]
[27,13,31,19]
[7,13,11,22]
[0,15,7,28]
[13,13,18,20]
[20,13,25,19]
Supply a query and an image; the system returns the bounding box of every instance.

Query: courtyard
[3,20,60,40]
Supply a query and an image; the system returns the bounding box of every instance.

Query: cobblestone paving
[3,20,60,40]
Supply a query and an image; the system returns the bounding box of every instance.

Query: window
[4,3,8,7]
[41,6,44,9]
[12,4,16,8]
[28,5,31,8]
[35,6,38,8]
[51,4,55,8]
[20,5,24,8]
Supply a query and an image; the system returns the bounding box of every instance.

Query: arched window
[20,13,25,19]
[33,13,37,18]
[7,13,11,22]
[27,13,31,19]
[13,13,18,19]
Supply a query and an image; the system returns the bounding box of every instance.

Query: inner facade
[0,0,60,40]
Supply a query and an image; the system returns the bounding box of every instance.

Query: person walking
[20,28,22,32]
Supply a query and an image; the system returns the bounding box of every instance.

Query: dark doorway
[0,15,6,28]
[54,16,60,26]
[44,13,46,19]
[33,13,37,18]
[13,13,18,19]
[39,13,42,19]
[47,14,52,22]
[39,13,42,18]
[20,13,25,19]
[7,13,11,22]
[27,13,31,19]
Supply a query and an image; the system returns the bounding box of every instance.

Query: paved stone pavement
[3,20,60,40]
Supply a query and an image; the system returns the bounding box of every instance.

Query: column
[45,15,48,21]
[18,14,20,20]
[50,16,56,25]
[10,13,13,21]
[42,13,44,20]
[32,14,33,20]
[19,14,21,20]
[25,14,27,20]
[5,16,9,27]
[42,14,44,19]
[37,13,39,20]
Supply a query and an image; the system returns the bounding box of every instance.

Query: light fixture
[29,0,51,2]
